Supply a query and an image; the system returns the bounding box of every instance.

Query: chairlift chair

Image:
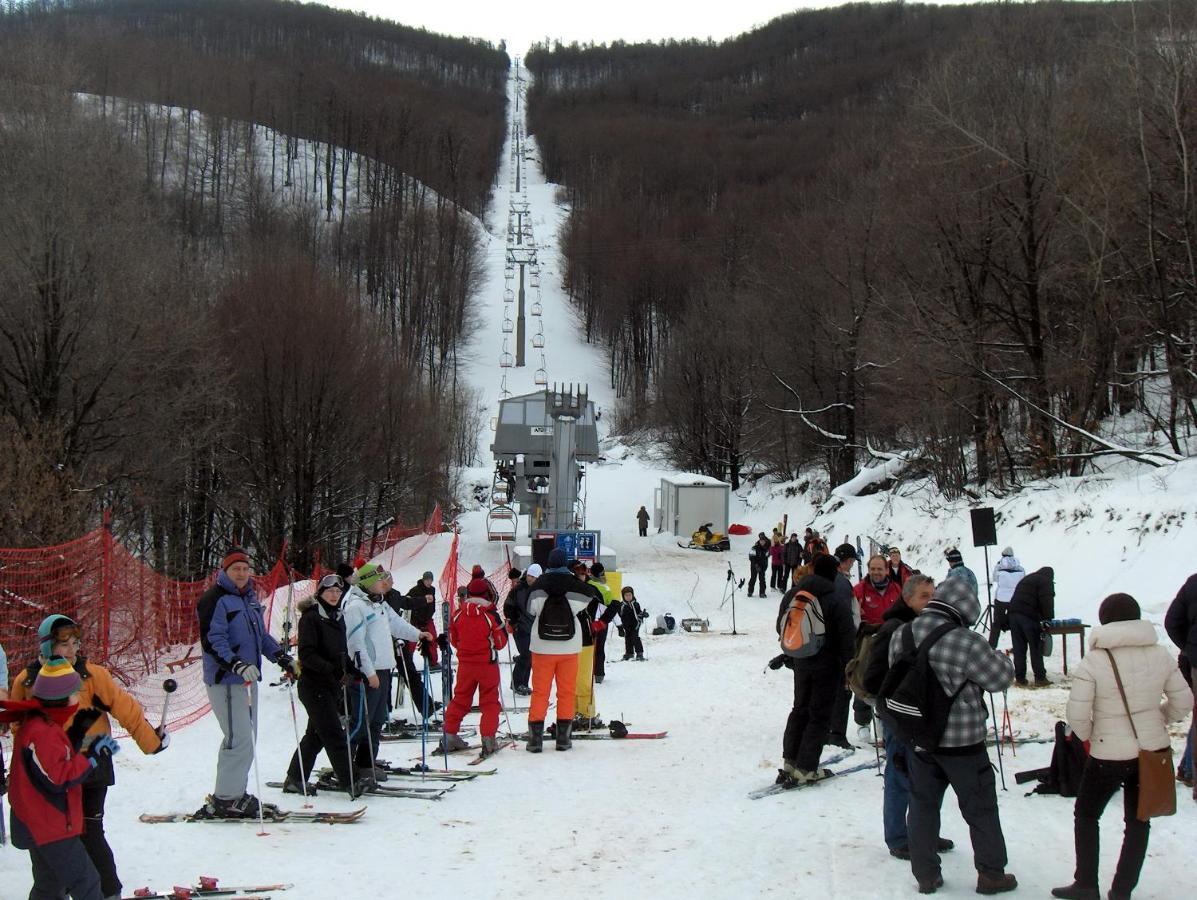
[504,288,515,303]
[500,352,513,368]
[534,367,547,386]
[502,316,514,333]
[531,301,542,317]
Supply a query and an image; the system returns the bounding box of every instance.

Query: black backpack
[537,592,577,642]
[1029,720,1089,797]
[876,622,965,751]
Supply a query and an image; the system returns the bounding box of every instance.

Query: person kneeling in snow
[440,574,509,759]
[3,657,123,900]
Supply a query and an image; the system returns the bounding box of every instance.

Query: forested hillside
[0,0,508,573]
[526,1,1197,494]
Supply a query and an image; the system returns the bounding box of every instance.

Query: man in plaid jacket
[888,578,1017,895]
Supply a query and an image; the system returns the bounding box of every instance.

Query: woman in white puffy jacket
[1052,593,1191,900]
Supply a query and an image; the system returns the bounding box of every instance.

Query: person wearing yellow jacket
[11,614,166,900]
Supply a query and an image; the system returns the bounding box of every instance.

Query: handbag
[1040,626,1054,658]
[1104,649,1176,821]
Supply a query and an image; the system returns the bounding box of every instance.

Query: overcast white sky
[316,1,841,57]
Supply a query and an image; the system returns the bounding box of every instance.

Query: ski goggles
[316,574,346,593]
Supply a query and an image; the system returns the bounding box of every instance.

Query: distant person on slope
[783,533,803,588]
[525,548,597,752]
[748,534,770,598]
[1052,593,1191,900]
[636,505,650,537]
[440,575,509,760]
[943,548,979,600]
[10,614,167,897]
[618,585,649,661]
[989,548,1025,649]
[1008,566,1055,687]
[772,553,856,785]
[197,549,296,820]
[769,536,786,593]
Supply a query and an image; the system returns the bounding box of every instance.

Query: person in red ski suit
[441,575,509,759]
[854,554,903,626]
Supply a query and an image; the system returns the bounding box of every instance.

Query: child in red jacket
[440,574,509,758]
[2,657,121,900]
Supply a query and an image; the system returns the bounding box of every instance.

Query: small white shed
[655,475,731,537]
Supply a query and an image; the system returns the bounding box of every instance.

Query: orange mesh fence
[0,506,446,733]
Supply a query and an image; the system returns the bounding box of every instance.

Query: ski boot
[635,654,645,661]
[351,770,379,797]
[526,720,544,753]
[621,654,632,661]
[555,719,573,751]
[441,732,471,753]
[282,775,315,796]
[478,736,499,759]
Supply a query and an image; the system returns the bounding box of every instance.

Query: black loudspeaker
[970,507,997,547]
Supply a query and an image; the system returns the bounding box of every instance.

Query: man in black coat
[384,572,440,713]
[1165,573,1197,678]
[827,543,861,749]
[783,534,803,588]
[503,566,539,695]
[774,553,857,784]
[1007,566,1055,686]
[748,535,770,598]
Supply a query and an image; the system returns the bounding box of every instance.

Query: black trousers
[638,522,648,536]
[81,781,120,897]
[28,835,102,900]
[623,624,644,658]
[829,682,852,739]
[1072,757,1149,895]
[748,564,767,597]
[988,602,1010,648]
[1009,612,1046,681]
[782,665,840,771]
[908,747,1008,882]
[288,680,355,788]
[594,627,609,678]
[511,630,532,689]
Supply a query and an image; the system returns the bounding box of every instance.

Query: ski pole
[340,684,358,798]
[245,684,268,835]
[988,691,1007,791]
[158,678,178,730]
[420,651,431,778]
[285,680,311,807]
[871,715,882,777]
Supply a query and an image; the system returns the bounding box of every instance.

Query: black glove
[436,633,450,653]
[768,654,787,671]
[66,708,104,751]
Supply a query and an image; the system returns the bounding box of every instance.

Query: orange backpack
[780,590,827,659]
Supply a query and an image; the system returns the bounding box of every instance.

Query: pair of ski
[140,808,365,825]
[126,881,290,899]
[264,780,452,801]
[748,750,876,799]
[380,724,476,743]
[423,739,517,765]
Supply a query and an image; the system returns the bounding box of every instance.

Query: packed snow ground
[4,68,1195,900]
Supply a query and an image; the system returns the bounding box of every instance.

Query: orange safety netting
[0,506,445,733]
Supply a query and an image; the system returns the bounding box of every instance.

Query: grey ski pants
[208,681,258,801]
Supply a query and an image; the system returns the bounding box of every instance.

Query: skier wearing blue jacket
[196,549,297,819]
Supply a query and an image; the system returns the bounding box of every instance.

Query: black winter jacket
[386,583,435,631]
[1165,573,1197,667]
[783,539,803,568]
[861,598,918,697]
[296,597,354,694]
[1008,567,1055,620]
[504,581,535,635]
[618,599,647,630]
[748,541,770,570]
[776,574,856,671]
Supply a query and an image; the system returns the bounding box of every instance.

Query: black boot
[555,719,573,751]
[526,720,544,753]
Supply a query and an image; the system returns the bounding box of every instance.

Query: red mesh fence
[0,505,445,733]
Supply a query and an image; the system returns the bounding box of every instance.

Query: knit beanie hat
[467,577,491,599]
[33,657,81,703]
[1001,547,1014,557]
[222,548,250,571]
[945,548,964,565]
[470,564,485,578]
[526,563,543,578]
[547,548,568,569]
[1098,593,1141,625]
[590,562,605,577]
[355,563,390,591]
[812,554,839,580]
[37,614,79,661]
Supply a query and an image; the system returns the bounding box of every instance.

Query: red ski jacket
[853,578,902,626]
[450,598,509,665]
[8,709,94,847]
